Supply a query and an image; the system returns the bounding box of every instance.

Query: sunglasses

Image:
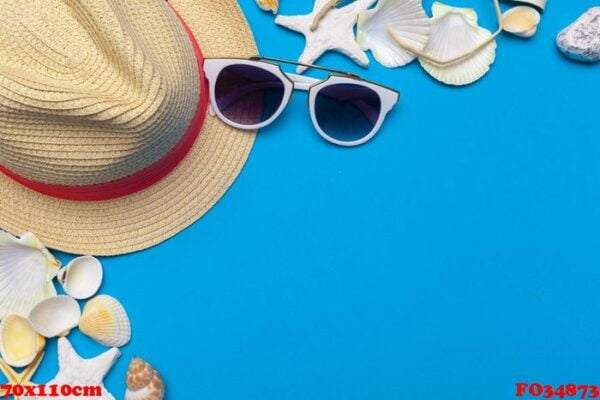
[203,56,400,147]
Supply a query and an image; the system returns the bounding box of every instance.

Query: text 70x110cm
[1,384,102,398]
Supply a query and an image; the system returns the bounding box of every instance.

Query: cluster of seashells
[258,0,547,86]
[357,0,546,85]
[0,231,163,400]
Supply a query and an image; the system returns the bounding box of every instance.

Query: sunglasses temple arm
[388,0,503,67]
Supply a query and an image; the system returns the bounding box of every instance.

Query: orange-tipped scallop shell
[256,0,279,13]
[79,295,131,348]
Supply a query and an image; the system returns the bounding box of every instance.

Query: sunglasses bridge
[285,73,327,91]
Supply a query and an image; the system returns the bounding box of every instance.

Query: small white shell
[125,357,165,400]
[502,6,541,38]
[80,295,131,348]
[29,295,81,338]
[419,2,497,86]
[357,0,430,68]
[57,256,103,300]
[511,0,546,11]
[0,231,60,319]
[0,314,45,367]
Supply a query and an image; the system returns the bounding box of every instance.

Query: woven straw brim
[0,0,257,256]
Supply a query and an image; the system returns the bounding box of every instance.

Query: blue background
[12,1,600,399]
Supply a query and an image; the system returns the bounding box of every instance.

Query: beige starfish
[0,351,44,399]
[275,0,376,73]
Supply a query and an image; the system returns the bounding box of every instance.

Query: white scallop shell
[57,256,103,300]
[419,2,497,86]
[0,231,60,318]
[357,0,430,68]
[502,6,541,38]
[80,295,131,348]
[0,314,45,367]
[29,295,81,338]
[125,357,165,400]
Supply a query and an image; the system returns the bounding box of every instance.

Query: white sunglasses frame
[203,57,400,147]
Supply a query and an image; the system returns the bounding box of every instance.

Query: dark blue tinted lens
[215,64,285,125]
[314,83,381,143]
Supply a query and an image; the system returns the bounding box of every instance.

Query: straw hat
[0,0,257,255]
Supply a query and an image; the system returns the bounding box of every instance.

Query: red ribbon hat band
[0,3,208,202]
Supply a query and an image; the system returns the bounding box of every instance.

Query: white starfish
[31,338,120,400]
[275,0,377,73]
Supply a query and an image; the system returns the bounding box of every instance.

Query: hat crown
[0,0,200,186]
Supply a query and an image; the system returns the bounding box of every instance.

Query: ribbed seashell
[80,295,131,348]
[125,357,165,400]
[0,314,45,367]
[357,0,430,68]
[419,2,497,86]
[57,256,103,300]
[29,295,81,338]
[256,0,278,13]
[0,231,60,319]
[502,6,541,38]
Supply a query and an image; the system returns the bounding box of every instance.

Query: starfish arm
[100,385,116,400]
[57,337,80,371]
[275,14,312,34]
[334,38,370,67]
[21,351,44,384]
[0,359,18,384]
[295,41,331,73]
[91,347,120,383]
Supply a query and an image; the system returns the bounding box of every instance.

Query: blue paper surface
[16,1,600,399]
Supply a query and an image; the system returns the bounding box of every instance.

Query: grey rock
[557,7,600,63]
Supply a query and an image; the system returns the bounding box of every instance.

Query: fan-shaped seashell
[80,295,131,348]
[0,231,60,319]
[125,357,165,400]
[29,295,81,338]
[256,0,278,13]
[57,256,103,300]
[357,0,430,68]
[419,2,497,86]
[0,314,45,368]
[502,6,540,38]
